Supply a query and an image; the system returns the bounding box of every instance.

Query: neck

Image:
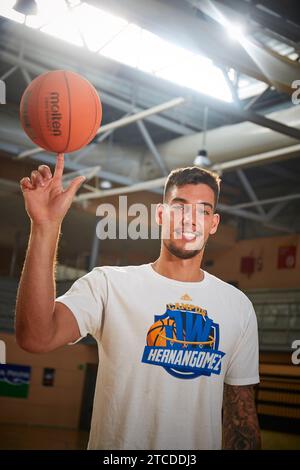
[152,244,205,282]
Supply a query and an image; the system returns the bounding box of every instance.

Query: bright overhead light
[1,1,234,102]
[194,150,211,167]
[41,5,84,47]
[226,23,246,42]
[14,0,37,15]
[72,3,128,52]
[100,180,112,190]
[156,54,232,101]
[101,23,142,68]
[0,0,25,23]
[26,0,70,29]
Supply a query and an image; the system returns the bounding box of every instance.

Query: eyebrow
[170,197,214,210]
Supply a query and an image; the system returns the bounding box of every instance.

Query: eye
[197,207,211,216]
[172,204,184,212]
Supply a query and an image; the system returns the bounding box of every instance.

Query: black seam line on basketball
[147,326,163,336]
[147,319,168,334]
[147,326,176,339]
[84,82,100,148]
[147,325,175,336]
[36,73,49,150]
[63,70,72,153]
[147,322,176,335]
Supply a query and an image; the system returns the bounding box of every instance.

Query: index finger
[53,153,64,181]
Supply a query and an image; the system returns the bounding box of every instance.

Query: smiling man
[16,158,261,450]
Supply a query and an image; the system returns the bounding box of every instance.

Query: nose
[183,204,205,232]
[182,204,195,231]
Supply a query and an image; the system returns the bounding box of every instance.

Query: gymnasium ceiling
[0,0,300,260]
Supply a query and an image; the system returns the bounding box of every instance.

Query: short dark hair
[163,166,221,210]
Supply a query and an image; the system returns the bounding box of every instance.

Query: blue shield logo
[142,304,225,380]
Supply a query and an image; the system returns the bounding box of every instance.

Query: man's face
[157,184,220,259]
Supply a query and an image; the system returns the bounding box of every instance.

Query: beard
[163,237,206,260]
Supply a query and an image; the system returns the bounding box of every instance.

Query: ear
[209,213,220,235]
[155,203,164,226]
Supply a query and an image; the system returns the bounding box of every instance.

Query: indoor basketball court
[0,0,300,455]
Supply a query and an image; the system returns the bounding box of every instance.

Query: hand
[20,153,85,227]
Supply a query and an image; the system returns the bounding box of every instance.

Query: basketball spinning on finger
[19,70,102,153]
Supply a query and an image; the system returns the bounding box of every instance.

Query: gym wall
[204,233,300,289]
[0,332,98,428]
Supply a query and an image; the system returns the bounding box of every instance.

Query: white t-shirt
[55,263,259,450]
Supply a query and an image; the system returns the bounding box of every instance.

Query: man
[16,154,261,450]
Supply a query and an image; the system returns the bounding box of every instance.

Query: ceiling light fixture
[14,0,37,16]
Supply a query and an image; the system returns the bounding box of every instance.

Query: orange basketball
[147,318,177,347]
[20,70,102,153]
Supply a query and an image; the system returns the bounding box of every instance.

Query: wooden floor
[0,424,299,450]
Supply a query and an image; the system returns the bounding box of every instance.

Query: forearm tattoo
[222,384,261,450]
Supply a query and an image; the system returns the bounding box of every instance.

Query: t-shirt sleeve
[224,299,260,386]
[55,267,107,341]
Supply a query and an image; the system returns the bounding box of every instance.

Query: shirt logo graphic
[141,302,225,379]
[181,293,192,301]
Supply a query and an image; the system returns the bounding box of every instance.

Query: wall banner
[0,364,31,398]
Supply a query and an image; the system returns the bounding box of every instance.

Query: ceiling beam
[0,50,194,137]
[100,91,192,135]
[136,120,169,176]
[214,0,300,44]
[264,163,300,184]
[88,0,300,94]
[0,142,296,234]
[217,203,294,233]
[265,201,289,222]
[73,176,294,233]
[232,193,300,210]
[17,96,186,159]
[211,143,300,173]
[236,169,266,216]
[3,47,300,145]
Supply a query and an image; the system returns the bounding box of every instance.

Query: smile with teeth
[177,231,200,241]
[183,232,197,240]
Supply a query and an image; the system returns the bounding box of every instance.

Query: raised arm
[222,384,261,450]
[15,154,85,353]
